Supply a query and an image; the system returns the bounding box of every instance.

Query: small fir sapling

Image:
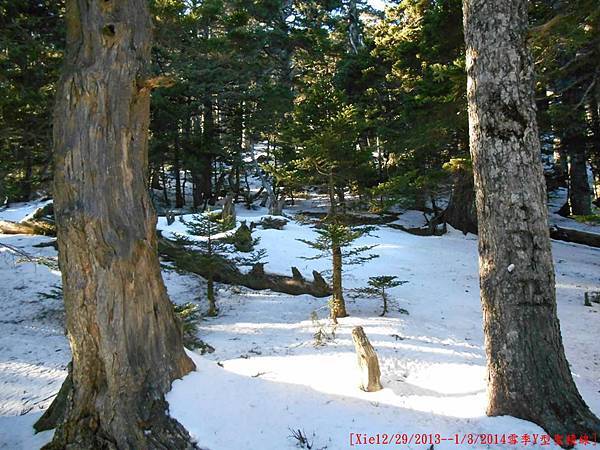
[176,213,232,316]
[298,222,378,322]
[176,213,267,316]
[173,302,215,354]
[358,276,408,316]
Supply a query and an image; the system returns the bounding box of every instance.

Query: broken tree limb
[351,326,382,392]
[158,236,331,298]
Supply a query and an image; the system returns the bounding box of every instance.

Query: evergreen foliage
[298,222,378,320]
[357,275,408,316]
[176,213,233,316]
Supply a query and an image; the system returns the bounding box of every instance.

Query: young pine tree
[359,276,408,317]
[178,213,231,317]
[299,222,378,321]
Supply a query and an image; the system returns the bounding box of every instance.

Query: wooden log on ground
[388,221,600,248]
[158,236,331,298]
[387,222,446,236]
[351,326,382,392]
[0,219,55,236]
[550,226,600,248]
[297,211,399,225]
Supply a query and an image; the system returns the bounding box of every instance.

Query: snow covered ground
[0,200,52,223]
[1,203,600,449]
[548,188,600,234]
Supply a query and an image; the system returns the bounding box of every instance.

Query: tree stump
[222,194,236,224]
[351,326,382,392]
[165,210,176,225]
[585,292,600,306]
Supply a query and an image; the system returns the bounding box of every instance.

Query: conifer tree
[178,213,232,316]
[299,222,378,321]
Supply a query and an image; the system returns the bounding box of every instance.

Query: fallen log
[297,211,399,226]
[550,225,600,248]
[0,219,55,236]
[388,220,600,248]
[387,222,446,237]
[158,237,331,298]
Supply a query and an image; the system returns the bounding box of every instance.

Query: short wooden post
[351,326,382,392]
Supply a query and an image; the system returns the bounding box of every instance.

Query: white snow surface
[1,203,600,449]
[548,188,600,235]
[0,199,52,223]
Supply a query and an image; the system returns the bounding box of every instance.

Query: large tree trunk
[562,89,592,216]
[174,133,185,209]
[463,0,600,445]
[199,99,215,206]
[588,97,600,202]
[442,164,478,234]
[568,143,592,215]
[42,0,196,448]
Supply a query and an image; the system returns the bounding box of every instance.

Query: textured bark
[443,167,478,234]
[568,148,592,215]
[589,97,600,201]
[331,245,348,321]
[34,364,73,433]
[463,0,600,445]
[42,0,196,448]
[351,327,382,392]
[199,99,215,205]
[206,276,217,317]
[563,88,592,216]
[174,134,184,209]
